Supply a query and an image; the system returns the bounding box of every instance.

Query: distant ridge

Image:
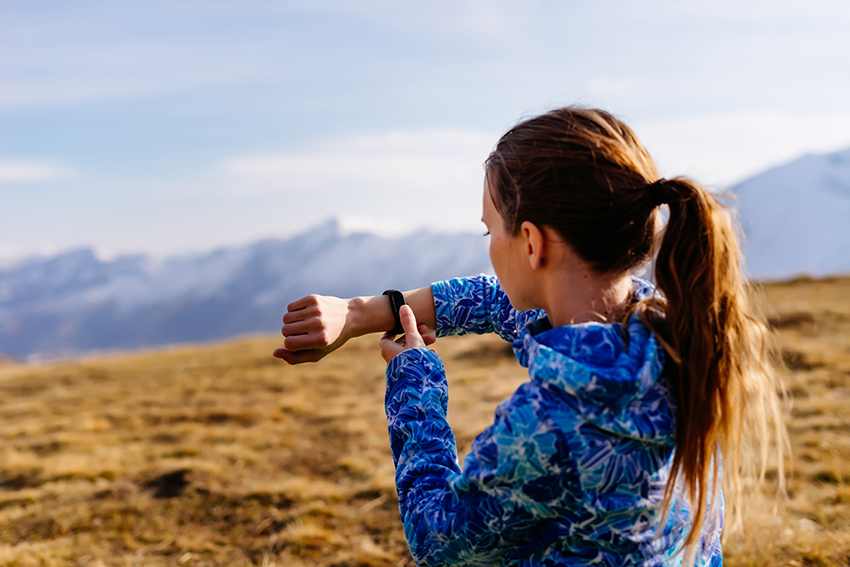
[4,144,849,359]
[0,220,492,359]
[732,146,850,280]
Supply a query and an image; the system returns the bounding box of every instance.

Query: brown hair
[485,107,787,555]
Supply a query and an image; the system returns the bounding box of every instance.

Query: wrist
[345,296,366,339]
[382,290,405,335]
[346,295,396,337]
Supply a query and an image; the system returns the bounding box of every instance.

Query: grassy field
[1,276,849,566]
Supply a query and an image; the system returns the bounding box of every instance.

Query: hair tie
[646,179,667,207]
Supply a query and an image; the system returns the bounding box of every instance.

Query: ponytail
[486,107,788,559]
[641,178,788,552]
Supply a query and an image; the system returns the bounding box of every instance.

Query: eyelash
[482,230,490,237]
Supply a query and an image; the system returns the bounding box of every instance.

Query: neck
[541,265,633,328]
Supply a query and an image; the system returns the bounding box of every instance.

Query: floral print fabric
[384,275,722,566]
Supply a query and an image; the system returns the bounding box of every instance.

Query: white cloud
[0,242,65,267]
[0,40,279,108]
[0,160,71,184]
[286,0,524,44]
[586,75,651,98]
[637,110,850,188]
[673,0,850,24]
[220,129,496,195]
[213,129,498,236]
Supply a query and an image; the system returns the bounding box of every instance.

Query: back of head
[486,106,787,558]
[485,107,662,275]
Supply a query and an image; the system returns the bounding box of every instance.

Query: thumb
[399,305,425,348]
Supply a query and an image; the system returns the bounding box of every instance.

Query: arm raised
[273,287,436,364]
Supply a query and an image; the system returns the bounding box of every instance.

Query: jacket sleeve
[430,275,544,342]
[385,348,570,566]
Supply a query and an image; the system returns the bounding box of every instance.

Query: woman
[274,107,786,565]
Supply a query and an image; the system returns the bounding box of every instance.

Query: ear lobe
[520,221,545,270]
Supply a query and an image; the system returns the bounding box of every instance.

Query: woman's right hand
[379,305,430,363]
[273,294,352,364]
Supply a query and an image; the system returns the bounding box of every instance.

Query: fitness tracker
[382,289,406,335]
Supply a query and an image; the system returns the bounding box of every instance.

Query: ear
[519,221,546,270]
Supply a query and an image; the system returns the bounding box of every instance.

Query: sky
[2,0,850,261]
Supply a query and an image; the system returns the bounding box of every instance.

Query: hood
[511,278,675,444]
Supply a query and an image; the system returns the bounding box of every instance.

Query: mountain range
[0,221,492,360]
[2,146,849,359]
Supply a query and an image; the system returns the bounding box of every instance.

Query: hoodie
[384,275,722,566]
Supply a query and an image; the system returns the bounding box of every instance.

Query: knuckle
[317,330,330,345]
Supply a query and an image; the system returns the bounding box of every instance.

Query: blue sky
[3,0,850,260]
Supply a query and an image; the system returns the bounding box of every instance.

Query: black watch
[382,289,406,335]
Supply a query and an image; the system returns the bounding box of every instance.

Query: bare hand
[379,305,436,363]
[273,295,351,364]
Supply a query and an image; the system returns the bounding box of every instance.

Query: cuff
[430,279,459,338]
[386,347,446,385]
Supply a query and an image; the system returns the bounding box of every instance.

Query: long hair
[485,106,787,555]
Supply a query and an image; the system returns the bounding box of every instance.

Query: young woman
[273,107,786,565]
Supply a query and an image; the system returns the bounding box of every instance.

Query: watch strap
[382,289,406,335]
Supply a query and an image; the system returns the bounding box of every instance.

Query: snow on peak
[732,146,850,280]
[0,222,491,358]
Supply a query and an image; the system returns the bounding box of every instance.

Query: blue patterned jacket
[384,275,722,566]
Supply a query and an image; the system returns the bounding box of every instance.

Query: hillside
[4,142,850,361]
[1,276,850,565]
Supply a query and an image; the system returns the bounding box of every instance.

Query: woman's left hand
[379,305,435,363]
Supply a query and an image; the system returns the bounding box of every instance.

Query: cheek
[488,237,514,288]
[487,236,501,268]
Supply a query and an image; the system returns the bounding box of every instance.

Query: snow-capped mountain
[732,147,850,280]
[4,147,849,359]
[0,220,492,359]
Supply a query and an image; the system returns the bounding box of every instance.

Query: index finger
[283,296,319,323]
[286,295,319,312]
[399,305,425,349]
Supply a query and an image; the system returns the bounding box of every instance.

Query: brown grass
[720,276,850,566]
[1,276,849,565]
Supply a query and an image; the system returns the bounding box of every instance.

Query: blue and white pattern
[385,275,723,566]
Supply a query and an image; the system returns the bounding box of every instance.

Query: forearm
[385,350,549,566]
[276,286,437,364]
[432,274,543,340]
[347,287,436,338]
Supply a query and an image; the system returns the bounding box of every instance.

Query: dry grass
[0,327,524,566]
[721,276,850,566]
[1,276,849,565]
